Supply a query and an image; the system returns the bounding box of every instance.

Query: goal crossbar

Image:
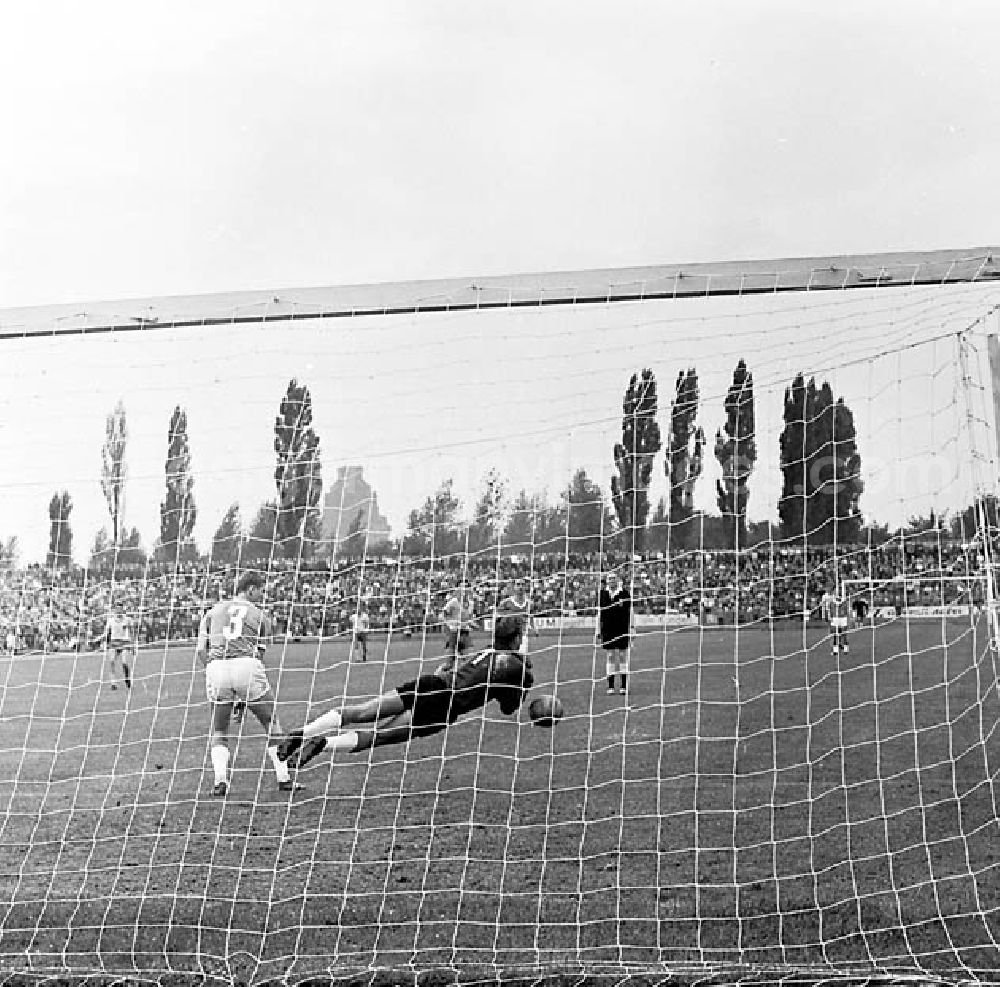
[2,245,1000,337]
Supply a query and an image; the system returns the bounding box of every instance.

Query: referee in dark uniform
[597,571,632,695]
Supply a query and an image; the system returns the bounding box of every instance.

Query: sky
[3,1,1000,563]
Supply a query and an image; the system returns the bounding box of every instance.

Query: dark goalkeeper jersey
[598,588,632,648]
[435,648,533,717]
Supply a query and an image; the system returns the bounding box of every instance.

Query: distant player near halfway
[850,588,870,628]
[821,580,850,655]
[102,603,135,691]
[277,614,533,769]
[195,571,299,796]
[440,582,476,657]
[348,606,370,662]
[499,576,535,661]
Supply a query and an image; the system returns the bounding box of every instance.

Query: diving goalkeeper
[278,615,533,768]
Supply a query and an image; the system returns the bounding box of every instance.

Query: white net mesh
[2,255,1000,985]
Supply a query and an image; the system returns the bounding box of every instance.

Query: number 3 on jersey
[223,604,249,641]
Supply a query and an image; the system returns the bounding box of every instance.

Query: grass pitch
[2,617,1000,984]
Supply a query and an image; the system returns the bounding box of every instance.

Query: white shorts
[205,657,271,705]
[830,617,848,630]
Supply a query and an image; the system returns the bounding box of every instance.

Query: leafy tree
[89,525,145,570]
[862,520,893,546]
[714,359,756,548]
[468,469,509,555]
[646,497,670,555]
[562,468,614,556]
[666,369,703,548]
[211,503,243,565]
[101,400,128,545]
[274,379,323,558]
[901,510,947,537]
[89,528,113,571]
[778,374,863,543]
[501,489,562,554]
[502,489,536,551]
[243,501,278,561]
[47,490,73,568]
[611,369,661,552]
[778,373,808,538]
[695,512,730,550]
[815,386,864,543]
[535,499,568,550]
[745,519,777,548]
[117,526,147,567]
[950,498,1000,543]
[402,480,463,558]
[159,406,197,562]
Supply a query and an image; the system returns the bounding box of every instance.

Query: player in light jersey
[499,577,534,660]
[821,582,850,656]
[195,571,298,797]
[103,605,134,691]
[440,585,475,657]
[348,607,370,662]
[278,615,534,768]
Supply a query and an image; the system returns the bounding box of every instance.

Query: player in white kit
[195,571,299,797]
[821,582,850,656]
[348,607,370,662]
[102,605,134,691]
[499,577,534,660]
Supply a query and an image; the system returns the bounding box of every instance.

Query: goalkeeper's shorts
[205,657,270,705]
[443,627,472,653]
[396,673,455,730]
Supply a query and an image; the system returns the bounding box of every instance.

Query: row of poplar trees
[609,362,864,551]
[399,362,865,559]
[45,379,323,569]
[42,366,864,568]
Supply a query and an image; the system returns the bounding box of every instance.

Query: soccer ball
[528,694,564,727]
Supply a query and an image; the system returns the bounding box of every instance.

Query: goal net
[2,248,1000,986]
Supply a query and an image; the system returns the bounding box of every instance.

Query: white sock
[326,730,359,753]
[211,744,230,785]
[268,745,290,783]
[303,709,342,738]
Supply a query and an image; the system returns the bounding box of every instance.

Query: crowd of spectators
[0,537,988,655]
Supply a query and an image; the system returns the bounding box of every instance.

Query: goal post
[3,248,1000,986]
